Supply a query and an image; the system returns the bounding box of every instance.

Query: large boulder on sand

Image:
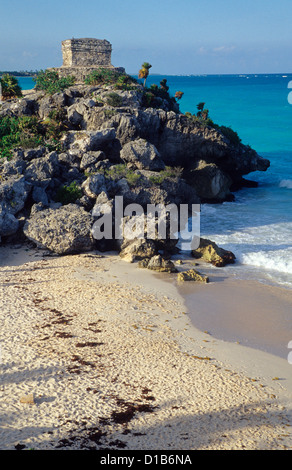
[139,254,178,273]
[119,238,157,262]
[23,204,95,255]
[191,238,236,267]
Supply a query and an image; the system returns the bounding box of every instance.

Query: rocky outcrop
[177,269,209,283]
[120,139,165,171]
[0,206,19,238]
[61,128,116,153]
[0,81,269,264]
[23,204,95,254]
[0,175,30,215]
[138,255,177,273]
[187,160,233,202]
[119,238,157,263]
[191,238,236,267]
[81,174,107,199]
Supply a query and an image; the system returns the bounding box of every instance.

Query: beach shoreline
[176,264,292,360]
[0,243,292,450]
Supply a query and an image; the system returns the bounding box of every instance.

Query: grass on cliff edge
[34,70,76,95]
[84,68,138,91]
[0,114,64,159]
[91,163,183,188]
[0,74,22,100]
[185,103,242,147]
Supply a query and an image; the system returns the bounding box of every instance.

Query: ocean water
[15,76,36,90]
[16,75,292,289]
[156,73,292,290]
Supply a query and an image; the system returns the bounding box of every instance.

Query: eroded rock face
[24,152,59,188]
[0,206,19,237]
[61,128,116,153]
[191,238,236,267]
[139,255,178,273]
[119,238,157,262]
[0,176,30,215]
[120,139,165,171]
[81,174,107,199]
[23,204,95,254]
[177,269,209,283]
[218,146,270,180]
[188,160,232,201]
[136,110,230,167]
[0,82,270,258]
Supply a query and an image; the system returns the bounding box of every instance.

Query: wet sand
[0,244,292,450]
[178,266,292,359]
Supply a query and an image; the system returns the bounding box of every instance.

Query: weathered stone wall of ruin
[49,38,125,83]
[62,38,112,67]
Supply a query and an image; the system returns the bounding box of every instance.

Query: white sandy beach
[0,244,292,450]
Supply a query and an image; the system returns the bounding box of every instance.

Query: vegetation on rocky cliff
[185,103,242,146]
[33,70,76,95]
[0,113,64,159]
[0,68,270,264]
[84,68,137,90]
[0,74,22,99]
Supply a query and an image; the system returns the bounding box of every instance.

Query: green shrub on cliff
[0,74,22,99]
[84,69,137,90]
[149,166,183,185]
[142,79,178,112]
[214,125,242,146]
[105,163,141,187]
[0,116,19,158]
[84,68,120,85]
[34,70,75,95]
[105,92,123,107]
[0,114,63,159]
[0,116,42,158]
[185,103,241,145]
[114,74,138,90]
[54,181,82,205]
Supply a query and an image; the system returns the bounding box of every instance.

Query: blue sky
[0,0,291,74]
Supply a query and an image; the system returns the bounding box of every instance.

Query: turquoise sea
[18,75,292,289]
[149,74,292,290]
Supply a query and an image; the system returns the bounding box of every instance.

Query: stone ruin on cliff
[51,38,125,82]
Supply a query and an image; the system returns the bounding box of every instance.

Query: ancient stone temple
[52,38,125,82]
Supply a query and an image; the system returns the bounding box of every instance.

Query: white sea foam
[196,219,292,287]
[279,179,292,189]
[241,249,292,275]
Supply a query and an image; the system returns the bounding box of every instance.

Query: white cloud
[197,45,236,56]
[22,50,38,59]
[213,45,236,53]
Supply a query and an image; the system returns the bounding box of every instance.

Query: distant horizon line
[1,70,292,77]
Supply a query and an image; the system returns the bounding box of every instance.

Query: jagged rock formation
[191,238,236,267]
[23,204,95,255]
[177,269,209,283]
[138,255,178,273]
[0,81,270,260]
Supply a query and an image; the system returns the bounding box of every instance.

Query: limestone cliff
[0,81,270,254]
